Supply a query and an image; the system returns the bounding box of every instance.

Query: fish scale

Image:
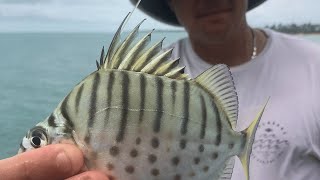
[18,11,268,180]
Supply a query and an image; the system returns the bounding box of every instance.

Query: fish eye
[31,136,41,148]
[29,127,48,148]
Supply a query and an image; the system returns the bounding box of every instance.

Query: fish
[18,11,267,180]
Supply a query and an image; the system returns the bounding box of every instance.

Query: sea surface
[0,31,319,159]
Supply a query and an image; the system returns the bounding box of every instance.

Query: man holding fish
[1,0,320,180]
[129,0,320,179]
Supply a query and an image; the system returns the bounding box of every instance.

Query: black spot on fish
[180,139,187,149]
[106,163,114,171]
[212,152,218,160]
[174,174,181,180]
[151,137,160,148]
[130,149,138,158]
[151,168,160,176]
[199,144,205,153]
[136,137,141,145]
[194,157,200,165]
[171,156,180,166]
[107,175,115,180]
[203,166,209,172]
[125,165,134,174]
[229,143,234,149]
[110,146,120,156]
[148,154,157,164]
[189,172,195,177]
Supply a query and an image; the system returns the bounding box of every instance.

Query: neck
[189,24,266,67]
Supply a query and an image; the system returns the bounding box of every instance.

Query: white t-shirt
[167,29,320,180]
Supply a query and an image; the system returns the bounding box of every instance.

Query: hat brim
[130,0,266,26]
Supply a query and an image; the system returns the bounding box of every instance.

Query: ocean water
[0,31,319,159]
[0,31,187,159]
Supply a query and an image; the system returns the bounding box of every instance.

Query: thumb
[0,144,84,180]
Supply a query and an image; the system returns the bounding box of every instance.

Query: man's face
[169,0,248,44]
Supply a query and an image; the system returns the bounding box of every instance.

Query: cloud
[248,0,320,25]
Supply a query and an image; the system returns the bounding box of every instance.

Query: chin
[193,28,230,45]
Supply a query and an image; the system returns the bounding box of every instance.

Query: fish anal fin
[195,64,238,129]
[239,99,269,180]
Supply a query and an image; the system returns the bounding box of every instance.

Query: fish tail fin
[238,98,269,180]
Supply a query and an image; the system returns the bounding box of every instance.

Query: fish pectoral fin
[194,64,238,130]
[217,156,235,180]
[239,98,269,180]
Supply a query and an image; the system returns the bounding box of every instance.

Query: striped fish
[18,12,267,180]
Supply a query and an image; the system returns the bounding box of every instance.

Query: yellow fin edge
[239,98,269,180]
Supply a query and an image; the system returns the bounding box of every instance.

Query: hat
[130,0,266,26]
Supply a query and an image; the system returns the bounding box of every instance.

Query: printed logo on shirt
[251,121,290,164]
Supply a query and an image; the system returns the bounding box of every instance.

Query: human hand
[0,144,109,180]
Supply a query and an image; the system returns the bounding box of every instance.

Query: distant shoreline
[0,31,319,36]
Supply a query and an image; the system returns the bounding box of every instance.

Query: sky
[0,0,319,32]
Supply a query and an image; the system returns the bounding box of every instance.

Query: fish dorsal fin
[218,156,235,180]
[109,19,145,69]
[195,64,238,129]
[98,15,189,80]
[103,12,131,69]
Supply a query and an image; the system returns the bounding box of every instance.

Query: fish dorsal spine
[194,64,239,130]
[96,13,190,80]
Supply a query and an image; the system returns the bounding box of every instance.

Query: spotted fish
[18,12,267,180]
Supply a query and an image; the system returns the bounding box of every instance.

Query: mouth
[195,8,232,19]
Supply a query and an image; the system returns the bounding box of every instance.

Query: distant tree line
[264,23,320,34]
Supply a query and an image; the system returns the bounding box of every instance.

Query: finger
[66,171,110,180]
[0,144,83,180]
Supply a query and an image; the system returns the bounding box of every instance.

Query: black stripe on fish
[116,72,130,142]
[181,81,190,135]
[200,95,207,139]
[48,113,57,127]
[171,81,177,106]
[139,74,146,123]
[85,73,101,143]
[60,93,74,128]
[212,100,222,146]
[153,77,163,133]
[75,84,84,114]
[104,71,115,128]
